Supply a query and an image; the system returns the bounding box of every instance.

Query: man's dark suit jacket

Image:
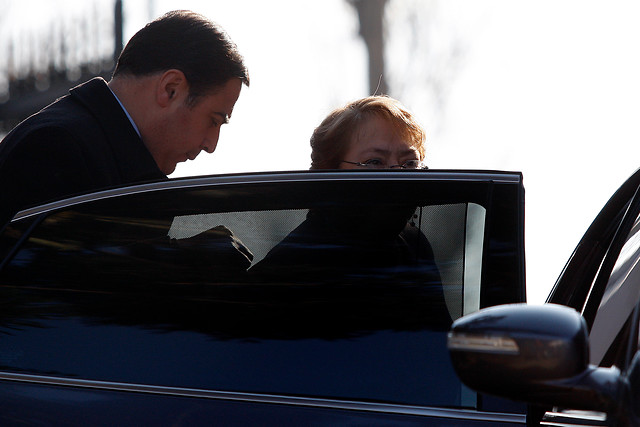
[0,77,166,226]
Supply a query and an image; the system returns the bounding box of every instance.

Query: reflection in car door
[0,171,526,425]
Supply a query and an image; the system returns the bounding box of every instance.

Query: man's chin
[162,163,177,175]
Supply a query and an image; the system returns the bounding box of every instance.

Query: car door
[0,170,526,426]
[537,168,640,425]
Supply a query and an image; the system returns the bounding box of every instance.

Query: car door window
[0,175,524,411]
[590,213,640,366]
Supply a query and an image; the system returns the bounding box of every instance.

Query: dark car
[0,169,530,425]
[448,168,640,426]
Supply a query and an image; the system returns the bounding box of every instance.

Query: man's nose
[202,135,219,153]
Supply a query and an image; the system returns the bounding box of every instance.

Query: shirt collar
[107,86,142,138]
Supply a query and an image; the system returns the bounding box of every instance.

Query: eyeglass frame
[340,159,428,170]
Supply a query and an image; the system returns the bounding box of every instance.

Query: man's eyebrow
[213,112,230,124]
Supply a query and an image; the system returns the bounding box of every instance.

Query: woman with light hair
[310,96,427,170]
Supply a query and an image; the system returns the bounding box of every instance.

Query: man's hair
[310,96,426,169]
[113,10,249,105]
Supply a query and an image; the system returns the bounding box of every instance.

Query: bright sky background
[4,0,640,304]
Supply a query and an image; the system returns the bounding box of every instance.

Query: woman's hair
[310,96,426,170]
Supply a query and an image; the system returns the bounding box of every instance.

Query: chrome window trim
[13,170,522,221]
[0,371,525,423]
[541,409,608,426]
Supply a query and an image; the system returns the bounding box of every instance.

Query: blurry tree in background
[349,0,467,134]
[0,0,120,133]
[348,0,389,96]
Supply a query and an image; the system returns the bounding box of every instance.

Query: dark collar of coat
[70,77,168,184]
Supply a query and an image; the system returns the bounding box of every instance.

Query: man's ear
[156,69,188,107]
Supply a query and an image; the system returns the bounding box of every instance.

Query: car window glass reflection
[0,200,485,408]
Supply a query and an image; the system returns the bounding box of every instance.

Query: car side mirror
[448,303,620,413]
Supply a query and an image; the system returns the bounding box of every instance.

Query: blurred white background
[4,0,640,303]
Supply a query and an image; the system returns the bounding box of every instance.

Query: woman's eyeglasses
[341,159,427,169]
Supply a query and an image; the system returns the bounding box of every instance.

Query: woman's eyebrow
[400,147,420,156]
[361,147,419,157]
[359,148,390,157]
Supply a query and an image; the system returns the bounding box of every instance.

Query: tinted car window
[590,213,640,367]
[0,174,524,411]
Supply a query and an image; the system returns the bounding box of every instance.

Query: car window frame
[549,168,640,315]
[2,170,527,309]
[562,173,640,373]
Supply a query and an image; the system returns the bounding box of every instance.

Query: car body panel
[0,373,525,426]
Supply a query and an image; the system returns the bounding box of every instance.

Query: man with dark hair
[0,10,250,226]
